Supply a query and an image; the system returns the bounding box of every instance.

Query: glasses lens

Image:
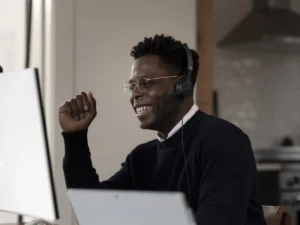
[123,78,149,97]
[123,82,133,96]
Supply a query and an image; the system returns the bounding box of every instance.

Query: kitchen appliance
[255,147,300,225]
[217,0,300,53]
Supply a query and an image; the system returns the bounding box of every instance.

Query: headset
[173,43,194,99]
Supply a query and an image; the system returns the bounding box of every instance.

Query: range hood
[217,0,300,51]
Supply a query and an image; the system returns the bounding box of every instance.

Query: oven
[255,147,300,225]
[280,165,300,225]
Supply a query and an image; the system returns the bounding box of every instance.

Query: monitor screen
[0,68,59,221]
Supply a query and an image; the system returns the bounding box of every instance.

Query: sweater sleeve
[195,123,257,225]
[62,129,134,190]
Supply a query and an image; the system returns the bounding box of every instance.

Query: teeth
[136,106,152,116]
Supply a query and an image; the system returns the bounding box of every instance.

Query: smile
[136,105,152,117]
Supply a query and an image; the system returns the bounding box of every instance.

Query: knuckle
[59,103,65,109]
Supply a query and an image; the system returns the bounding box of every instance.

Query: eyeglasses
[122,75,179,97]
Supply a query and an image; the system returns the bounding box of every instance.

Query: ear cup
[173,44,194,99]
[174,76,193,98]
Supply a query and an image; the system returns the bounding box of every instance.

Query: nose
[130,85,143,100]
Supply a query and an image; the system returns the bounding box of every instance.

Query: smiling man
[60,34,266,225]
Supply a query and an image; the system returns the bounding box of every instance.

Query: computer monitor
[68,189,196,225]
[0,68,59,222]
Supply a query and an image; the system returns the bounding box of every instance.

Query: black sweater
[63,110,266,225]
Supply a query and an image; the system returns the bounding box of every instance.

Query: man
[60,34,266,225]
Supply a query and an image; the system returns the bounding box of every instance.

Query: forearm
[63,153,101,189]
[63,154,135,190]
[62,129,101,188]
[62,130,135,190]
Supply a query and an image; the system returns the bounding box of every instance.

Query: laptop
[67,189,196,225]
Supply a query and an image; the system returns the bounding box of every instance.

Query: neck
[158,99,194,139]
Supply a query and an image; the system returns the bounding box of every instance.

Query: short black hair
[130,34,199,86]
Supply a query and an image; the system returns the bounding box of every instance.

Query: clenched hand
[59,91,97,133]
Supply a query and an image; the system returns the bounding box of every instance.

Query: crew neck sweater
[62,110,266,225]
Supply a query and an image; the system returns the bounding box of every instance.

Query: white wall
[0,0,25,73]
[214,50,300,149]
[74,0,196,180]
[49,0,196,224]
[46,1,75,225]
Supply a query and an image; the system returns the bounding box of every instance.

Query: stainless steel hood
[217,0,300,51]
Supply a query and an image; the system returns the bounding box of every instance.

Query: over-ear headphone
[173,43,194,99]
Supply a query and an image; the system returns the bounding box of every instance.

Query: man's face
[129,55,180,130]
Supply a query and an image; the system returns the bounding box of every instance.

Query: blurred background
[1,0,300,225]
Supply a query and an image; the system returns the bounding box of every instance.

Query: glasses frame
[122,75,179,97]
